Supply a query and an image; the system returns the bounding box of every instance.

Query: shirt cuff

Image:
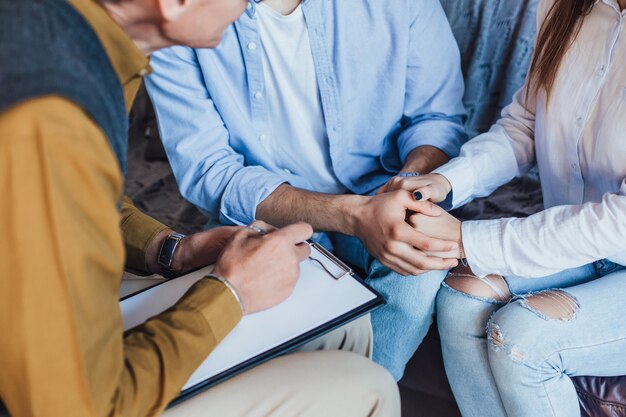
[220,167,289,225]
[462,219,507,277]
[176,278,243,343]
[433,156,477,209]
[398,118,467,162]
[120,196,169,274]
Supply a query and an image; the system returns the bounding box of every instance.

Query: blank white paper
[120,246,378,391]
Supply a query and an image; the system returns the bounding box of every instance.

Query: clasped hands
[349,173,463,276]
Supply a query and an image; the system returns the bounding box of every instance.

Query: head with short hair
[102,0,248,52]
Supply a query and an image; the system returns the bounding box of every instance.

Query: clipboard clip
[306,239,353,280]
[247,224,352,280]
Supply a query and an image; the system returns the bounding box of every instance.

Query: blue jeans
[332,233,447,380]
[437,260,626,417]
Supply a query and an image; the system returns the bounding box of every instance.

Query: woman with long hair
[387,0,626,415]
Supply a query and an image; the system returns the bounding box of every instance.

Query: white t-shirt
[256,2,346,194]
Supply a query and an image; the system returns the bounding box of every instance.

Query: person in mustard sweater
[0,0,399,416]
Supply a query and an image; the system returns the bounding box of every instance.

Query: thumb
[405,197,443,217]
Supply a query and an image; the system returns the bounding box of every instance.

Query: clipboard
[120,244,385,407]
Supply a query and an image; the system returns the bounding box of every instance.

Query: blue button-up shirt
[146,0,467,225]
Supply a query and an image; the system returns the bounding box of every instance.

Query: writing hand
[212,221,313,314]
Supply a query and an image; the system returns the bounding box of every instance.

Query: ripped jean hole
[488,323,525,363]
[441,282,503,305]
[518,289,580,321]
[443,267,511,303]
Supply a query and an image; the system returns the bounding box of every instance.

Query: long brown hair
[527,0,595,101]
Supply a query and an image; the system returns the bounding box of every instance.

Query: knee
[323,352,401,417]
[442,265,511,303]
[520,290,579,321]
[369,266,446,318]
[487,290,579,363]
[436,266,510,329]
[346,356,401,417]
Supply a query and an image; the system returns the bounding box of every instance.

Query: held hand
[408,210,463,259]
[352,191,459,276]
[377,173,452,203]
[212,221,313,314]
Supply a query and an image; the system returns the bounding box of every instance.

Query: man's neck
[262,0,302,15]
[619,0,626,11]
[100,0,164,54]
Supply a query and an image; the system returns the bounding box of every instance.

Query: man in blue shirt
[146,0,467,380]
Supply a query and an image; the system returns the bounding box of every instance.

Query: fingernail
[413,191,423,201]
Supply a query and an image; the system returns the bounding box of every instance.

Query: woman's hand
[377,173,453,203]
[408,209,463,259]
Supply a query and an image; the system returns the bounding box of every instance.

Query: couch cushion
[575,376,626,417]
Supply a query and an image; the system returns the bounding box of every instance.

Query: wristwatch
[158,232,186,278]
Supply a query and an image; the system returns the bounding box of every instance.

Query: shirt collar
[598,0,623,13]
[68,0,151,85]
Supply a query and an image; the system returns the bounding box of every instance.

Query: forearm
[119,279,241,416]
[256,184,365,235]
[402,145,449,174]
[463,193,626,278]
[121,196,169,274]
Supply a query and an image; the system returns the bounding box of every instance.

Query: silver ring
[247,224,268,235]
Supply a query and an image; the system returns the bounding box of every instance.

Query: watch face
[158,233,186,273]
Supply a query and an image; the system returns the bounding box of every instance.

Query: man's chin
[186,34,222,50]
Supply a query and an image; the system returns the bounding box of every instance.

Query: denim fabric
[332,233,447,381]
[440,0,538,138]
[437,260,626,417]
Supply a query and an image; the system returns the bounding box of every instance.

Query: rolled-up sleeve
[146,46,287,226]
[397,0,468,161]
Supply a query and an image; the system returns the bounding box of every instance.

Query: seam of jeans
[540,366,560,417]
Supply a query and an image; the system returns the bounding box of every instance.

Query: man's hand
[348,191,459,276]
[408,210,463,259]
[377,173,452,203]
[377,146,449,194]
[212,221,313,314]
[146,226,241,276]
[173,226,242,274]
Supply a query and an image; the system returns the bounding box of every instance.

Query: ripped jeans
[436,260,626,417]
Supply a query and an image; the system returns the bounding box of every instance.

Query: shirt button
[246,2,252,9]
[247,41,257,51]
[571,163,578,170]
[139,68,149,77]
[283,168,292,174]
[254,91,263,100]
[576,117,583,126]
[258,134,267,141]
